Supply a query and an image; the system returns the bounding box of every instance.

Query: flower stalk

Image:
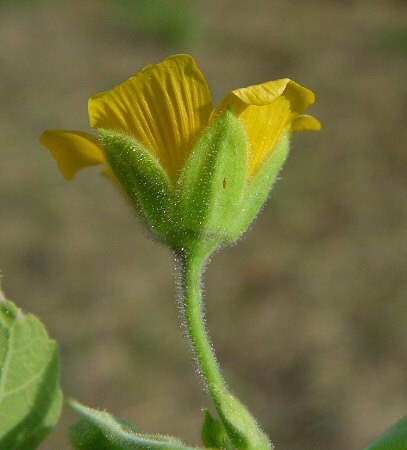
[176,244,226,395]
[176,244,273,449]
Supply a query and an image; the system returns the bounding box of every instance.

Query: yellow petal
[292,114,321,131]
[88,54,212,181]
[40,130,105,180]
[212,79,317,176]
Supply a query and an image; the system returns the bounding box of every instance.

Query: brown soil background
[1,1,407,449]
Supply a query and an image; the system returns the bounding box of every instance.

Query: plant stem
[176,244,227,396]
[176,244,273,449]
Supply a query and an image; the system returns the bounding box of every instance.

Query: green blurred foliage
[0,0,197,46]
[377,26,407,57]
[114,0,197,46]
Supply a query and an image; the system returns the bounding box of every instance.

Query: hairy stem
[175,244,273,449]
[176,245,227,396]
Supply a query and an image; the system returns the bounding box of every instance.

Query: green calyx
[239,131,290,234]
[98,128,176,244]
[100,109,290,251]
[176,107,248,247]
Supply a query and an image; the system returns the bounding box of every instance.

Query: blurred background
[1,0,407,449]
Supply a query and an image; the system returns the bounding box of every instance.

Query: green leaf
[363,414,407,450]
[99,129,175,244]
[201,409,233,449]
[177,108,248,245]
[0,297,62,450]
[68,399,200,450]
[211,388,272,449]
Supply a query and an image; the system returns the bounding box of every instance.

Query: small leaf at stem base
[201,409,233,449]
[211,387,273,449]
[68,399,200,450]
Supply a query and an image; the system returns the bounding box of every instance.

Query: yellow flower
[40,54,320,183]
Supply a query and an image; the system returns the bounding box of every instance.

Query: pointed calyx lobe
[99,129,175,243]
[176,108,248,246]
